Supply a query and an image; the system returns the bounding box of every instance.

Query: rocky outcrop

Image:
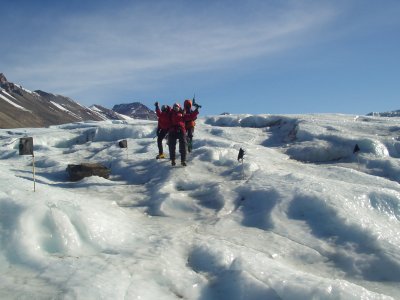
[66,163,111,181]
[0,73,8,84]
[112,102,157,120]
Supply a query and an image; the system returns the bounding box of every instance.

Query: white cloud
[8,1,337,100]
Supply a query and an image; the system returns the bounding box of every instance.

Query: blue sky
[1,0,399,116]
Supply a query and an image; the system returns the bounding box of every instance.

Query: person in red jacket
[168,103,187,166]
[155,102,171,159]
[183,99,200,153]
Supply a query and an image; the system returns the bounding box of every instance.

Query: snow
[90,105,103,113]
[1,90,18,101]
[50,101,70,112]
[0,92,30,111]
[89,105,134,121]
[1,113,400,299]
[17,85,34,94]
[50,101,81,119]
[117,113,134,121]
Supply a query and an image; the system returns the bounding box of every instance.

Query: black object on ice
[353,144,360,154]
[66,163,111,181]
[238,148,245,161]
[19,137,36,191]
[118,139,128,148]
[19,137,34,156]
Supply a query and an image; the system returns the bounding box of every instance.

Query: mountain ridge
[112,102,157,121]
[0,73,156,128]
[367,110,400,117]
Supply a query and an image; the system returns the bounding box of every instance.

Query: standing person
[168,103,187,166]
[155,102,171,159]
[183,99,200,153]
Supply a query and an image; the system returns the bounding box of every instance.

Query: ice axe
[192,94,202,109]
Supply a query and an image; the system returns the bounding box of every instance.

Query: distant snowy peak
[367,109,400,117]
[89,105,133,121]
[112,102,157,120]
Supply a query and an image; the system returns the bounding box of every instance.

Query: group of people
[155,99,200,166]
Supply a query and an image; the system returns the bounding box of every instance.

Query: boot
[181,161,187,167]
[156,153,165,159]
[171,159,176,166]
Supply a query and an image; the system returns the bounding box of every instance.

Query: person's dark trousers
[186,127,194,152]
[157,129,169,154]
[168,131,187,162]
